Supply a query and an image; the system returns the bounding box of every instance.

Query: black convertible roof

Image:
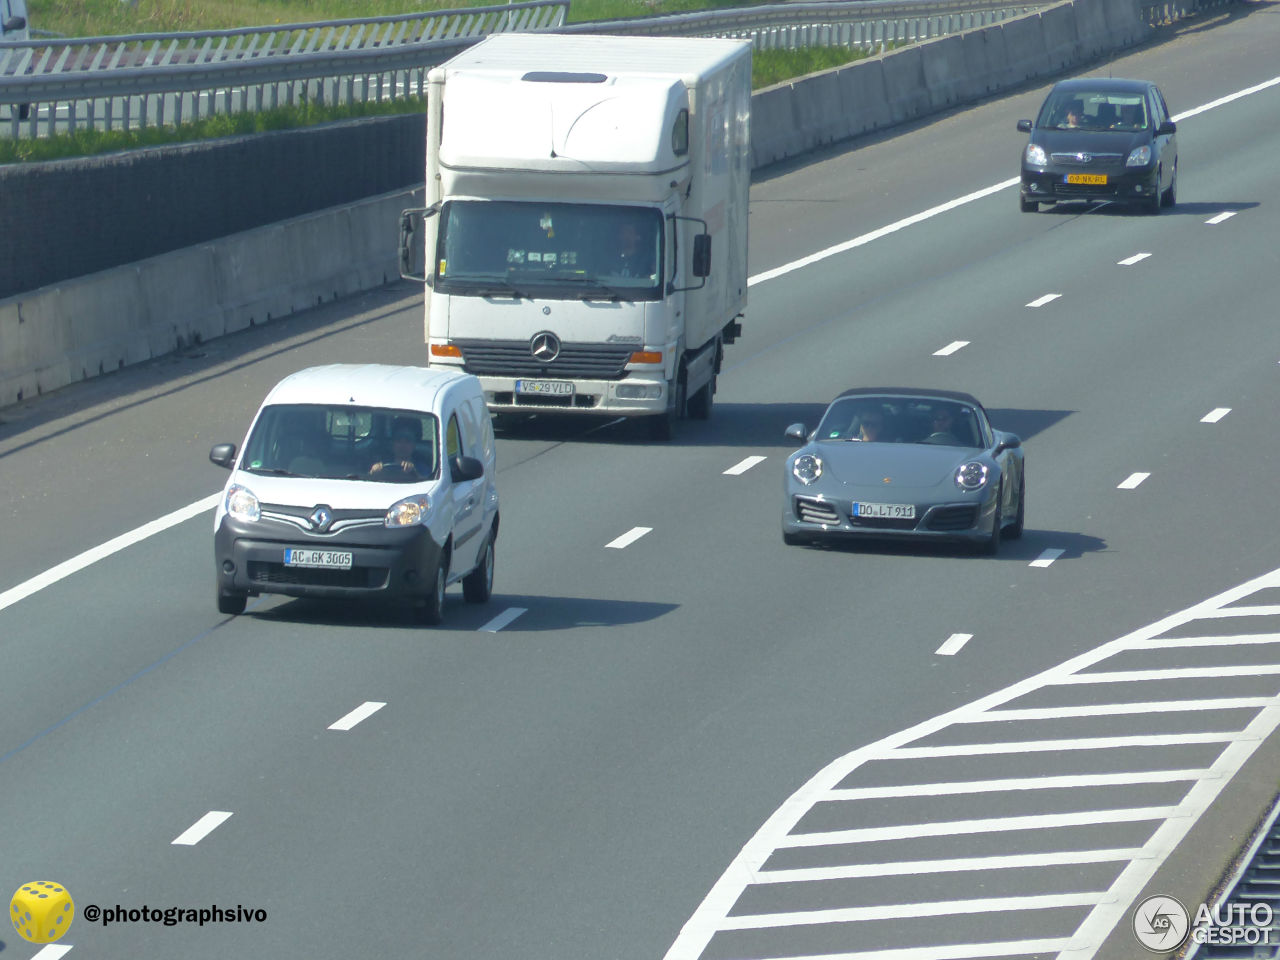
[833,387,984,408]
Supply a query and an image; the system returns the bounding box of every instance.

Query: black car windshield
[1038,90,1149,131]
[241,404,440,483]
[435,200,663,302]
[816,398,984,448]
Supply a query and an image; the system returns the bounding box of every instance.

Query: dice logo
[10,881,75,944]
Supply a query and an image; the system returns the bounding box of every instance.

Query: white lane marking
[891,732,1239,759]
[747,178,1020,286]
[1118,472,1150,489]
[1128,628,1280,641]
[172,810,233,846]
[723,455,767,476]
[1026,293,1061,308]
[1030,548,1064,568]
[973,698,1272,721]
[720,892,1107,929]
[478,606,527,632]
[740,940,1074,960]
[1117,253,1151,266]
[933,340,969,356]
[1202,407,1231,423]
[935,633,973,655]
[605,526,652,549]
[32,947,75,960]
[754,848,1147,883]
[0,492,221,614]
[1206,211,1237,225]
[328,701,387,731]
[1173,74,1280,122]
[825,770,1211,800]
[1055,665,1280,684]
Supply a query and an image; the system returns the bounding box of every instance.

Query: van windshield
[435,200,664,302]
[240,404,440,483]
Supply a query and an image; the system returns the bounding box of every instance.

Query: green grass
[7,1,871,164]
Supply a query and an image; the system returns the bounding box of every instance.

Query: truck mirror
[399,209,427,282]
[3,15,26,31]
[692,234,712,278]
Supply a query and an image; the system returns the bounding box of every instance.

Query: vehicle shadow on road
[792,528,1106,562]
[1035,200,1259,218]
[984,407,1072,442]
[248,593,678,630]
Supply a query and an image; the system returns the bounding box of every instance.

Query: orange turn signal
[629,351,663,364]
[430,343,462,358]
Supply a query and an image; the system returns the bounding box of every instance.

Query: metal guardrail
[0,0,1243,141]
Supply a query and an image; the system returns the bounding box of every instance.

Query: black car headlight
[1024,143,1048,166]
[1126,145,1152,167]
[792,455,823,485]
[954,462,989,491]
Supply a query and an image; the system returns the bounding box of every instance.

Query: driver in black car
[370,418,431,479]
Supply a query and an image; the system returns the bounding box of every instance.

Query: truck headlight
[226,484,261,522]
[386,495,432,527]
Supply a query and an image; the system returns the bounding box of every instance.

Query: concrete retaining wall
[0,0,1150,409]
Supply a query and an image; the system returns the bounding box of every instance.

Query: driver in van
[370,418,432,479]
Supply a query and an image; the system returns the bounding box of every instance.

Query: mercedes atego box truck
[399,33,750,439]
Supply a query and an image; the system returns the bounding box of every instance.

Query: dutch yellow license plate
[1066,173,1108,185]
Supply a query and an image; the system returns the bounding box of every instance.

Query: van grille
[247,561,388,589]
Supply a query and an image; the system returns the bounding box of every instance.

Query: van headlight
[954,462,989,491]
[386,495,432,527]
[225,484,260,522]
[793,455,823,485]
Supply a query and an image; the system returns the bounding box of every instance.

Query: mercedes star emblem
[530,332,561,363]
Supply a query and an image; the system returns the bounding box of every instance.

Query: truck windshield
[435,201,663,302]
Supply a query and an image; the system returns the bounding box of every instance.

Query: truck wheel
[650,366,686,440]
[688,374,715,420]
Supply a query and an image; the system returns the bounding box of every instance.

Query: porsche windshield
[816,398,985,448]
[435,201,664,301]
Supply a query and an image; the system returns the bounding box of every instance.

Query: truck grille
[455,340,634,380]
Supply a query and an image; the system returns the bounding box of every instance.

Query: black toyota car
[1017,77,1178,214]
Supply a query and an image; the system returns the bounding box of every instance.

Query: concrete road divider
[1,0,1153,410]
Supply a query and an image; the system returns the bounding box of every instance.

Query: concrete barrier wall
[0,0,1151,410]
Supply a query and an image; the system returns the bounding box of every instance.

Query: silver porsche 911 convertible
[782,388,1025,554]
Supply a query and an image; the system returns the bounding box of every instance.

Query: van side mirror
[210,443,237,469]
[692,233,712,278]
[450,455,484,483]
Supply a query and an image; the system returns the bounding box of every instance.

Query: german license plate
[853,502,916,519]
[284,548,353,569]
[516,379,574,396]
[1066,173,1107,185]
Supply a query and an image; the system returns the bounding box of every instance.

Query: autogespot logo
[1133,894,1191,953]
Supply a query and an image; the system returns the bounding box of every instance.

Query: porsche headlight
[225,484,260,522]
[1126,144,1152,167]
[955,462,989,491]
[1024,143,1048,166]
[386,494,432,527]
[793,455,823,485]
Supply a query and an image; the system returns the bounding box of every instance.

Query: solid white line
[172,810,233,846]
[718,892,1106,929]
[606,526,652,549]
[1205,211,1237,225]
[747,178,1020,286]
[328,701,387,731]
[933,340,969,356]
[1118,472,1150,489]
[1188,606,1280,619]
[1030,548,1064,568]
[753,848,1147,884]
[824,770,1210,800]
[1201,407,1231,423]
[724,455,767,476]
[31,947,75,960]
[0,492,221,614]
[1026,293,1061,308]
[478,606,527,632]
[1117,253,1151,266]
[779,807,1180,847]
[973,699,1271,721]
[935,633,973,655]
[1128,630,1280,643]
[1055,665,1280,684]
[889,732,1238,759]
[745,939,1073,960]
[1172,74,1280,122]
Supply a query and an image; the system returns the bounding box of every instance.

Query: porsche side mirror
[785,423,807,442]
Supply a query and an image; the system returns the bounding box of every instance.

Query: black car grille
[926,505,980,531]
[849,515,919,531]
[1054,182,1120,197]
[795,496,840,525]
[247,561,389,589]
[456,340,634,380]
[1050,152,1123,165]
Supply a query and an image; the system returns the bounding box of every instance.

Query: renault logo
[309,506,333,532]
[530,332,560,363]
